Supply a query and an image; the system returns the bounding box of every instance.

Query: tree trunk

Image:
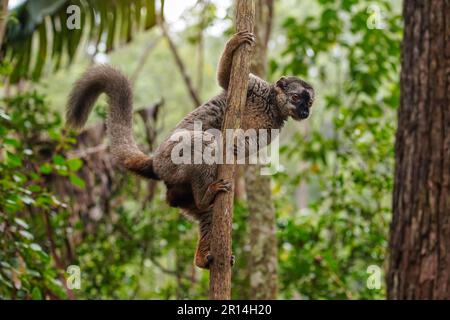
[387,0,450,299]
[244,0,277,300]
[209,0,254,300]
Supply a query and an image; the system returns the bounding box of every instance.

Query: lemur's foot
[195,253,235,269]
[195,251,212,269]
[211,254,235,266]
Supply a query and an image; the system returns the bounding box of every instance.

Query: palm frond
[2,0,164,83]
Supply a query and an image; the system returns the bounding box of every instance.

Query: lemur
[66,31,314,269]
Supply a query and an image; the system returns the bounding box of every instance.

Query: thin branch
[137,99,164,151]
[160,22,202,107]
[196,0,210,98]
[68,144,108,159]
[149,256,192,282]
[209,0,255,300]
[136,99,164,206]
[130,35,163,86]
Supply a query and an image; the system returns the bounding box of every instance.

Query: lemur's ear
[276,76,288,90]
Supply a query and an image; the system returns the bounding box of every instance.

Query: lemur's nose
[299,109,309,119]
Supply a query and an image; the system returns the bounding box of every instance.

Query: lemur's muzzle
[297,106,309,119]
[296,91,312,119]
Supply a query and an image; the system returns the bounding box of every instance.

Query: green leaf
[48,129,61,141]
[67,158,83,171]
[15,218,29,229]
[20,195,35,205]
[0,109,11,120]
[52,155,65,165]
[69,173,86,188]
[32,20,48,80]
[19,230,34,240]
[4,137,21,147]
[12,173,27,183]
[36,194,52,206]
[40,163,52,174]
[106,5,118,52]
[51,14,64,71]
[4,0,160,82]
[30,243,43,252]
[144,0,156,29]
[6,151,23,167]
[31,287,43,300]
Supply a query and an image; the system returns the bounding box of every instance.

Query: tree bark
[209,0,254,300]
[244,0,277,300]
[0,0,8,47]
[387,0,450,299]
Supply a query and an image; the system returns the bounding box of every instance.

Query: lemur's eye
[291,94,300,102]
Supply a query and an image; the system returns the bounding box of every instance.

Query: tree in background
[3,0,434,300]
[387,0,450,299]
[274,0,401,298]
[244,0,278,300]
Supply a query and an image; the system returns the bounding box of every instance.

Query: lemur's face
[275,76,314,121]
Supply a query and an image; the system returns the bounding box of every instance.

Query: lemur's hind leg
[195,211,213,269]
[194,211,236,269]
[189,168,233,269]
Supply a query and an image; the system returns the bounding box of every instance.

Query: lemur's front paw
[228,31,255,51]
[236,30,255,46]
[211,179,232,193]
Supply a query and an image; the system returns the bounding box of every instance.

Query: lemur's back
[172,91,228,132]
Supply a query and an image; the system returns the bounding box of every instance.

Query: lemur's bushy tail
[66,64,159,180]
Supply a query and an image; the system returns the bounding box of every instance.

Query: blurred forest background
[1,0,446,300]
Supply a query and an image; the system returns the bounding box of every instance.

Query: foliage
[0,60,210,299]
[0,0,405,300]
[0,64,75,298]
[2,0,163,83]
[272,0,402,299]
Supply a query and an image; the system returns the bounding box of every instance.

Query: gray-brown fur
[66,32,314,269]
[66,65,159,180]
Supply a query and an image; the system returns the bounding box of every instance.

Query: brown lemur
[66,31,314,269]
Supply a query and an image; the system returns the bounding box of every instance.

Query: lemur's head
[274,76,314,121]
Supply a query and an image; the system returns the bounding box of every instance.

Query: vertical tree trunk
[244,0,277,300]
[387,0,450,299]
[209,0,254,300]
[0,0,8,47]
